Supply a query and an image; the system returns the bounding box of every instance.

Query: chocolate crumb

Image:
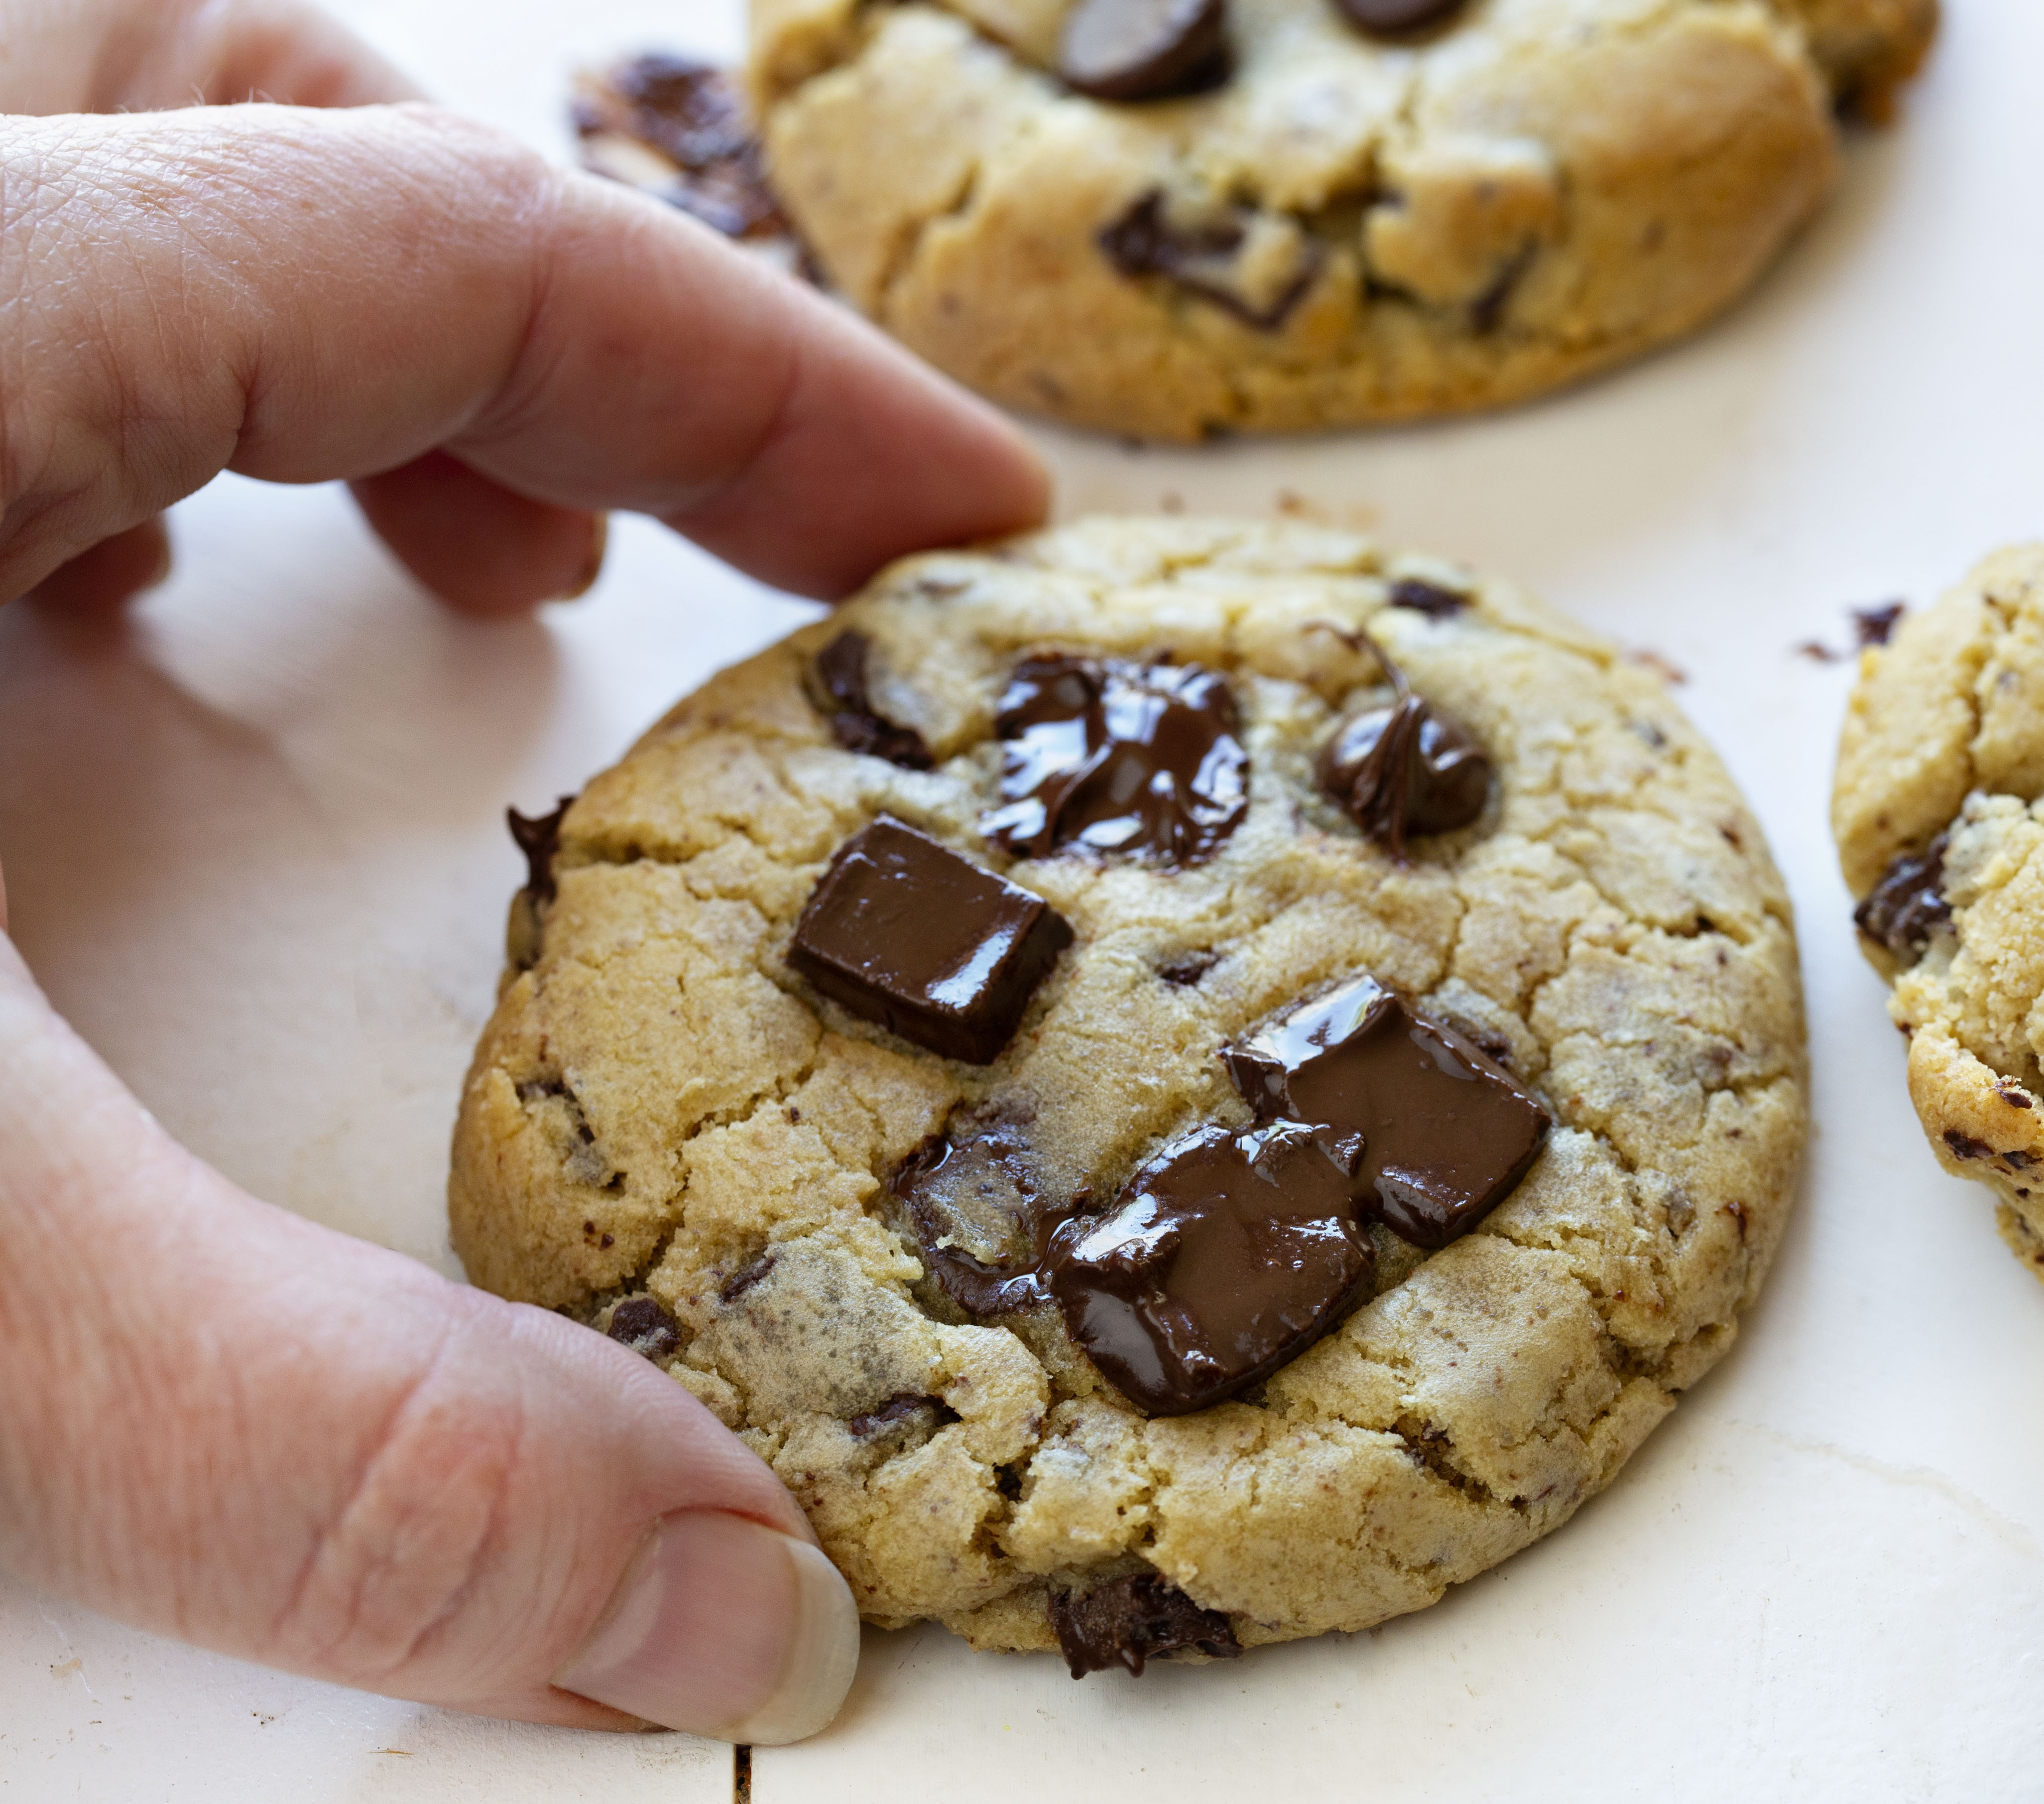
[1627,648,1689,686]
[720,1253,779,1304]
[1796,640,1844,663]
[1049,1573,1242,1678]
[607,1296,681,1361]
[1158,951,1219,987]
[1852,602,1906,647]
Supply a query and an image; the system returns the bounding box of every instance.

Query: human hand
[0,0,1049,1744]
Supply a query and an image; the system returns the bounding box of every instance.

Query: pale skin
[0,0,1048,1742]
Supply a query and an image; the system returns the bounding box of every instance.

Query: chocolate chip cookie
[742,0,1935,438]
[1834,544,2044,1286]
[452,517,1805,1672]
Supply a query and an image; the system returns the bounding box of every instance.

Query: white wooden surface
[3,1,2043,1798]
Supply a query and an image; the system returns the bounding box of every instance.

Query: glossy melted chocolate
[1043,1121,1375,1416]
[1058,0,1229,102]
[981,654,1249,867]
[1224,976,1551,1249]
[788,818,1073,1064]
[1855,836,1951,963]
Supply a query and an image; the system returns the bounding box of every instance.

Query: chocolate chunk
[1158,951,1219,987]
[892,1126,1055,1315]
[572,55,784,239]
[1852,602,1906,647]
[1044,1121,1375,1415]
[847,1392,961,1440]
[1049,1573,1242,1678]
[1318,632,1488,861]
[789,818,1074,1064]
[1333,0,1465,36]
[1098,193,1323,331]
[980,654,1249,867]
[1854,837,1951,963]
[812,631,935,770]
[1059,0,1228,102]
[507,795,576,904]
[607,1296,681,1361]
[1944,1129,1994,1162]
[1223,976,1551,1250]
[1388,577,1470,619]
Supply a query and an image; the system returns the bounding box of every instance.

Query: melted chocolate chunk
[572,55,784,239]
[1388,577,1470,619]
[1852,602,1906,647]
[1059,0,1229,102]
[606,1296,681,1361]
[1098,194,1323,330]
[1318,631,1489,862]
[1049,1573,1242,1678]
[812,631,935,770]
[1333,0,1466,36]
[789,818,1074,1064]
[1043,1121,1375,1415]
[981,654,1249,867]
[1224,976,1551,1250]
[892,1126,1055,1315]
[507,795,576,904]
[1854,837,1951,963]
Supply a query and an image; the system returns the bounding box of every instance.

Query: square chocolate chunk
[1224,976,1551,1249]
[788,817,1073,1064]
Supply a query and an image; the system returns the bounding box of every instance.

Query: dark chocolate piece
[1059,0,1228,102]
[572,55,784,239]
[980,654,1249,867]
[789,818,1074,1064]
[507,795,576,904]
[1158,951,1218,987]
[1332,0,1465,36]
[607,1296,681,1361]
[1224,975,1551,1250]
[1317,632,1489,861]
[1852,602,1906,647]
[1049,1572,1242,1678]
[812,631,935,769]
[892,1126,1055,1315]
[1854,836,1951,964]
[1388,577,1470,619]
[1043,1121,1375,1415]
[847,1392,961,1440]
[1098,193,1323,330]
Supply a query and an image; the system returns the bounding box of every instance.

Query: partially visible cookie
[742,0,1935,438]
[1835,545,2044,1284]
[452,517,1806,1671]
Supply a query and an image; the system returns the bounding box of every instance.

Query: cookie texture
[745,0,1934,439]
[452,518,1805,1659]
[1834,545,2044,1284]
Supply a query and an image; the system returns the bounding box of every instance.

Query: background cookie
[452,518,1805,1669]
[1834,544,2044,1284]
[742,0,1934,438]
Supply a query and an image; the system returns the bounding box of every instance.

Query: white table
[3,1,2041,1797]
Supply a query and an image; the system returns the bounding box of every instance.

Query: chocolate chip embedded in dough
[1223,976,1552,1250]
[1098,193,1323,332]
[1332,0,1466,38]
[789,817,1074,1064]
[891,1124,1056,1315]
[1059,0,1228,103]
[812,630,935,770]
[1048,1572,1242,1677]
[1854,836,1951,964]
[572,55,784,240]
[607,1296,681,1361]
[980,654,1249,867]
[507,795,576,904]
[1043,1121,1375,1416]
[1387,576,1470,619]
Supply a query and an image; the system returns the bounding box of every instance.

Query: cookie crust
[452,518,1805,1654]
[747,0,1935,439]
[1834,545,2044,1284]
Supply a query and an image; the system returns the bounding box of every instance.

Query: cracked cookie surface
[746,0,1933,438]
[1835,544,2044,1285]
[452,516,1805,1658]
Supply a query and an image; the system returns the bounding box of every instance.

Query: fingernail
[552,514,609,603]
[555,1511,859,1744]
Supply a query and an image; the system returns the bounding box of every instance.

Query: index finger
[0,103,1049,603]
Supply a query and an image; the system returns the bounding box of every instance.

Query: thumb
[0,928,858,1742]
